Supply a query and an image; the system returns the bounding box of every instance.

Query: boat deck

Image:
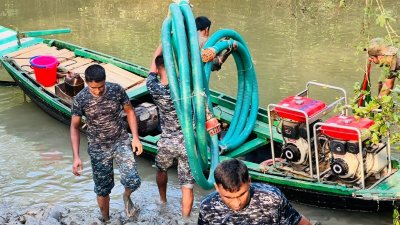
[5,43,145,96]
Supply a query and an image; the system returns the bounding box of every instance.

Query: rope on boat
[161,0,258,189]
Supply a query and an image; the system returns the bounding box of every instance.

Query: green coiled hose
[161,0,258,189]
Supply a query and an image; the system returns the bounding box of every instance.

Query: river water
[1,0,399,224]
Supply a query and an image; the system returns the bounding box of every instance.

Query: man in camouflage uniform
[70,64,142,221]
[146,45,195,218]
[366,37,400,97]
[198,159,311,225]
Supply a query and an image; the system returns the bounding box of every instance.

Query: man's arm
[297,216,312,225]
[379,77,395,97]
[276,188,311,225]
[211,41,238,71]
[124,102,143,155]
[70,115,83,176]
[150,44,163,73]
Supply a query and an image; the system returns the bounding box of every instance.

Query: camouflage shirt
[146,73,183,139]
[198,183,302,225]
[71,82,129,144]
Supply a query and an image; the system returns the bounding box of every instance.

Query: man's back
[146,73,183,138]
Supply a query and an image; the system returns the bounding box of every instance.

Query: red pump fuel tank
[321,115,374,141]
[275,96,326,122]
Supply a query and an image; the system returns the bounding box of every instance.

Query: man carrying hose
[146,45,195,218]
[70,64,142,221]
[366,37,399,97]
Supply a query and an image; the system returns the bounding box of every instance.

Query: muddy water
[1,0,399,224]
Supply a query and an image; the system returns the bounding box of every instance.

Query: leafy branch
[349,84,400,149]
[340,0,400,150]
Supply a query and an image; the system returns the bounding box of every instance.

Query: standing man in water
[70,64,142,221]
[366,37,399,97]
[146,45,195,218]
[198,159,311,225]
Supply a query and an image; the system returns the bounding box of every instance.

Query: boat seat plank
[11,46,74,73]
[14,46,59,59]
[54,49,76,63]
[5,43,48,58]
[126,82,148,98]
[102,68,143,90]
[101,63,143,81]
[124,79,145,92]
[101,63,145,89]
[60,57,93,71]
[69,62,97,75]
[69,62,132,89]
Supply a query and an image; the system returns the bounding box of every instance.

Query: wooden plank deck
[6,44,146,99]
[8,44,75,73]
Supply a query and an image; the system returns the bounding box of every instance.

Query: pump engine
[275,96,326,166]
[321,115,389,181]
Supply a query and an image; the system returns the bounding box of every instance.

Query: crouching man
[198,159,311,225]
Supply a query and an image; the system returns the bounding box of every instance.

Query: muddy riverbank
[0,198,199,225]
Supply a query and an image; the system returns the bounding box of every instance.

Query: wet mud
[0,201,198,225]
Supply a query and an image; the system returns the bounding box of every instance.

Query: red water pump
[321,115,388,180]
[275,96,326,165]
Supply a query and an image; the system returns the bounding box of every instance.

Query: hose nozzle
[201,48,217,63]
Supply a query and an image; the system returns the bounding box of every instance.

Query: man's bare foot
[123,194,139,217]
[99,216,110,224]
[159,198,167,205]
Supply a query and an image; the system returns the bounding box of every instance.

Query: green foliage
[339,0,346,8]
[375,10,396,27]
[380,66,391,81]
[393,206,400,225]
[348,0,400,151]
[350,84,400,150]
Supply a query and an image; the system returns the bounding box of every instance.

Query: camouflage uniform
[146,73,195,187]
[71,82,141,196]
[198,183,302,225]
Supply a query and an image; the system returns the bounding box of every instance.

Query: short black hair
[214,159,250,192]
[85,64,106,82]
[155,54,164,69]
[195,16,211,31]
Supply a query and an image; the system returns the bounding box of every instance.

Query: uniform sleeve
[118,84,130,106]
[278,191,302,225]
[197,203,209,225]
[71,96,83,117]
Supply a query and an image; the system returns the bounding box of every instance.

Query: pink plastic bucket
[30,56,58,87]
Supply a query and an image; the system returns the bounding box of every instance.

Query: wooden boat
[1,25,400,212]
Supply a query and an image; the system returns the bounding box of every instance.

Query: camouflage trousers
[156,136,195,187]
[88,138,141,196]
